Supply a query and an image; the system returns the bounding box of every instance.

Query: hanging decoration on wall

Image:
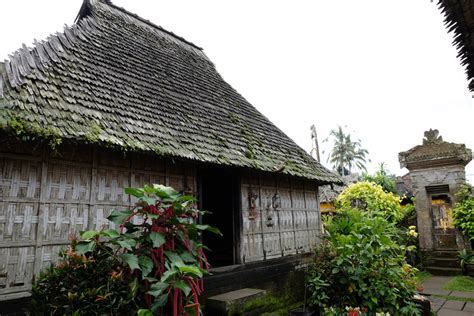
[265,193,281,227]
[248,189,259,220]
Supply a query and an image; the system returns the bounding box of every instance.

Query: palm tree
[326,126,369,176]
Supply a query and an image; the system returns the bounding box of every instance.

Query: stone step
[426,257,460,268]
[206,288,266,315]
[425,266,462,276]
[429,250,459,259]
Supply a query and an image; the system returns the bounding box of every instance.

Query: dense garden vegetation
[307,182,420,315]
[32,185,219,315]
[453,184,474,241]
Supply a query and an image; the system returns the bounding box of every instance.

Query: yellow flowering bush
[336,181,403,223]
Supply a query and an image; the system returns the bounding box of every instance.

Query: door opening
[199,168,238,267]
[430,194,456,250]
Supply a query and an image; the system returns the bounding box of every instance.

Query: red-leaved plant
[74,184,220,315]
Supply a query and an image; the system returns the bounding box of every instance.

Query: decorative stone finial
[423,129,443,145]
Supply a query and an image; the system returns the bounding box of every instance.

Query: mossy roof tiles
[0,0,341,184]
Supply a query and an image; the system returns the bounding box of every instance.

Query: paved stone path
[421,276,474,315]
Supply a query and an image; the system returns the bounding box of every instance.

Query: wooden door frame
[196,167,242,266]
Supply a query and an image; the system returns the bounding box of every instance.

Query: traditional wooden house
[0,0,340,302]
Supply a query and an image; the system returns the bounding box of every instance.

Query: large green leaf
[107,209,133,225]
[75,241,96,254]
[129,278,139,297]
[174,280,192,296]
[195,224,222,235]
[178,265,203,278]
[137,309,153,316]
[116,239,137,251]
[152,184,178,199]
[148,282,169,297]
[124,187,145,198]
[80,230,99,240]
[161,269,178,282]
[139,255,153,277]
[102,229,120,238]
[149,232,166,248]
[121,253,140,271]
[165,251,184,266]
[141,196,157,206]
[151,293,169,310]
[180,251,197,263]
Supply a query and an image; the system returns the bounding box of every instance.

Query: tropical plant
[336,181,404,223]
[32,184,220,315]
[31,236,138,315]
[453,184,474,240]
[458,249,473,273]
[325,126,369,176]
[362,162,398,194]
[307,209,420,315]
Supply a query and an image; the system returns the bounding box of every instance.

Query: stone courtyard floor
[421,276,474,315]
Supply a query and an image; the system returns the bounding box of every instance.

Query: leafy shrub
[32,237,138,315]
[362,163,398,194]
[32,184,219,315]
[307,210,419,314]
[397,203,416,228]
[453,185,474,240]
[336,181,403,222]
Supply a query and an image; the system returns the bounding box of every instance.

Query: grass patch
[442,276,474,292]
[431,294,474,303]
[229,294,304,315]
[415,270,432,283]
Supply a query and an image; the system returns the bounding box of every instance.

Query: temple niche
[399,129,472,252]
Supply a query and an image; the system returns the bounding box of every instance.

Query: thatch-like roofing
[438,0,474,91]
[0,0,341,184]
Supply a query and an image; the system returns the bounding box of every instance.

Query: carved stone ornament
[423,129,443,145]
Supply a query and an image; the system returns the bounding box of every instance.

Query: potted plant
[459,249,474,276]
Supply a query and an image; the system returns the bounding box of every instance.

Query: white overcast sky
[1,0,473,182]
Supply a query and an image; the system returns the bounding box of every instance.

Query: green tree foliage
[307,209,419,314]
[32,184,220,315]
[325,126,369,176]
[336,181,403,223]
[362,162,398,194]
[453,184,474,240]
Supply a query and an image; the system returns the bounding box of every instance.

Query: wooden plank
[33,151,47,278]
[87,147,98,231]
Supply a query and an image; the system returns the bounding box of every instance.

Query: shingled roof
[0,0,340,184]
[438,0,474,91]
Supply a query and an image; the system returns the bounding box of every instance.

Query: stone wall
[409,165,468,250]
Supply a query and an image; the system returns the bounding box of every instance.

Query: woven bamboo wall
[0,141,195,300]
[241,174,321,263]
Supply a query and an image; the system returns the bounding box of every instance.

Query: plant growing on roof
[32,184,220,315]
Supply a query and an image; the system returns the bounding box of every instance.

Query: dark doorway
[430,194,457,250]
[199,167,238,267]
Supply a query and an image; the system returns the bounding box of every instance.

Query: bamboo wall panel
[0,147,194,300]
[241,176,321,263]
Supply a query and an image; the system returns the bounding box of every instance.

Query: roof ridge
[81,0,203,51]
[0,16,99,95]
